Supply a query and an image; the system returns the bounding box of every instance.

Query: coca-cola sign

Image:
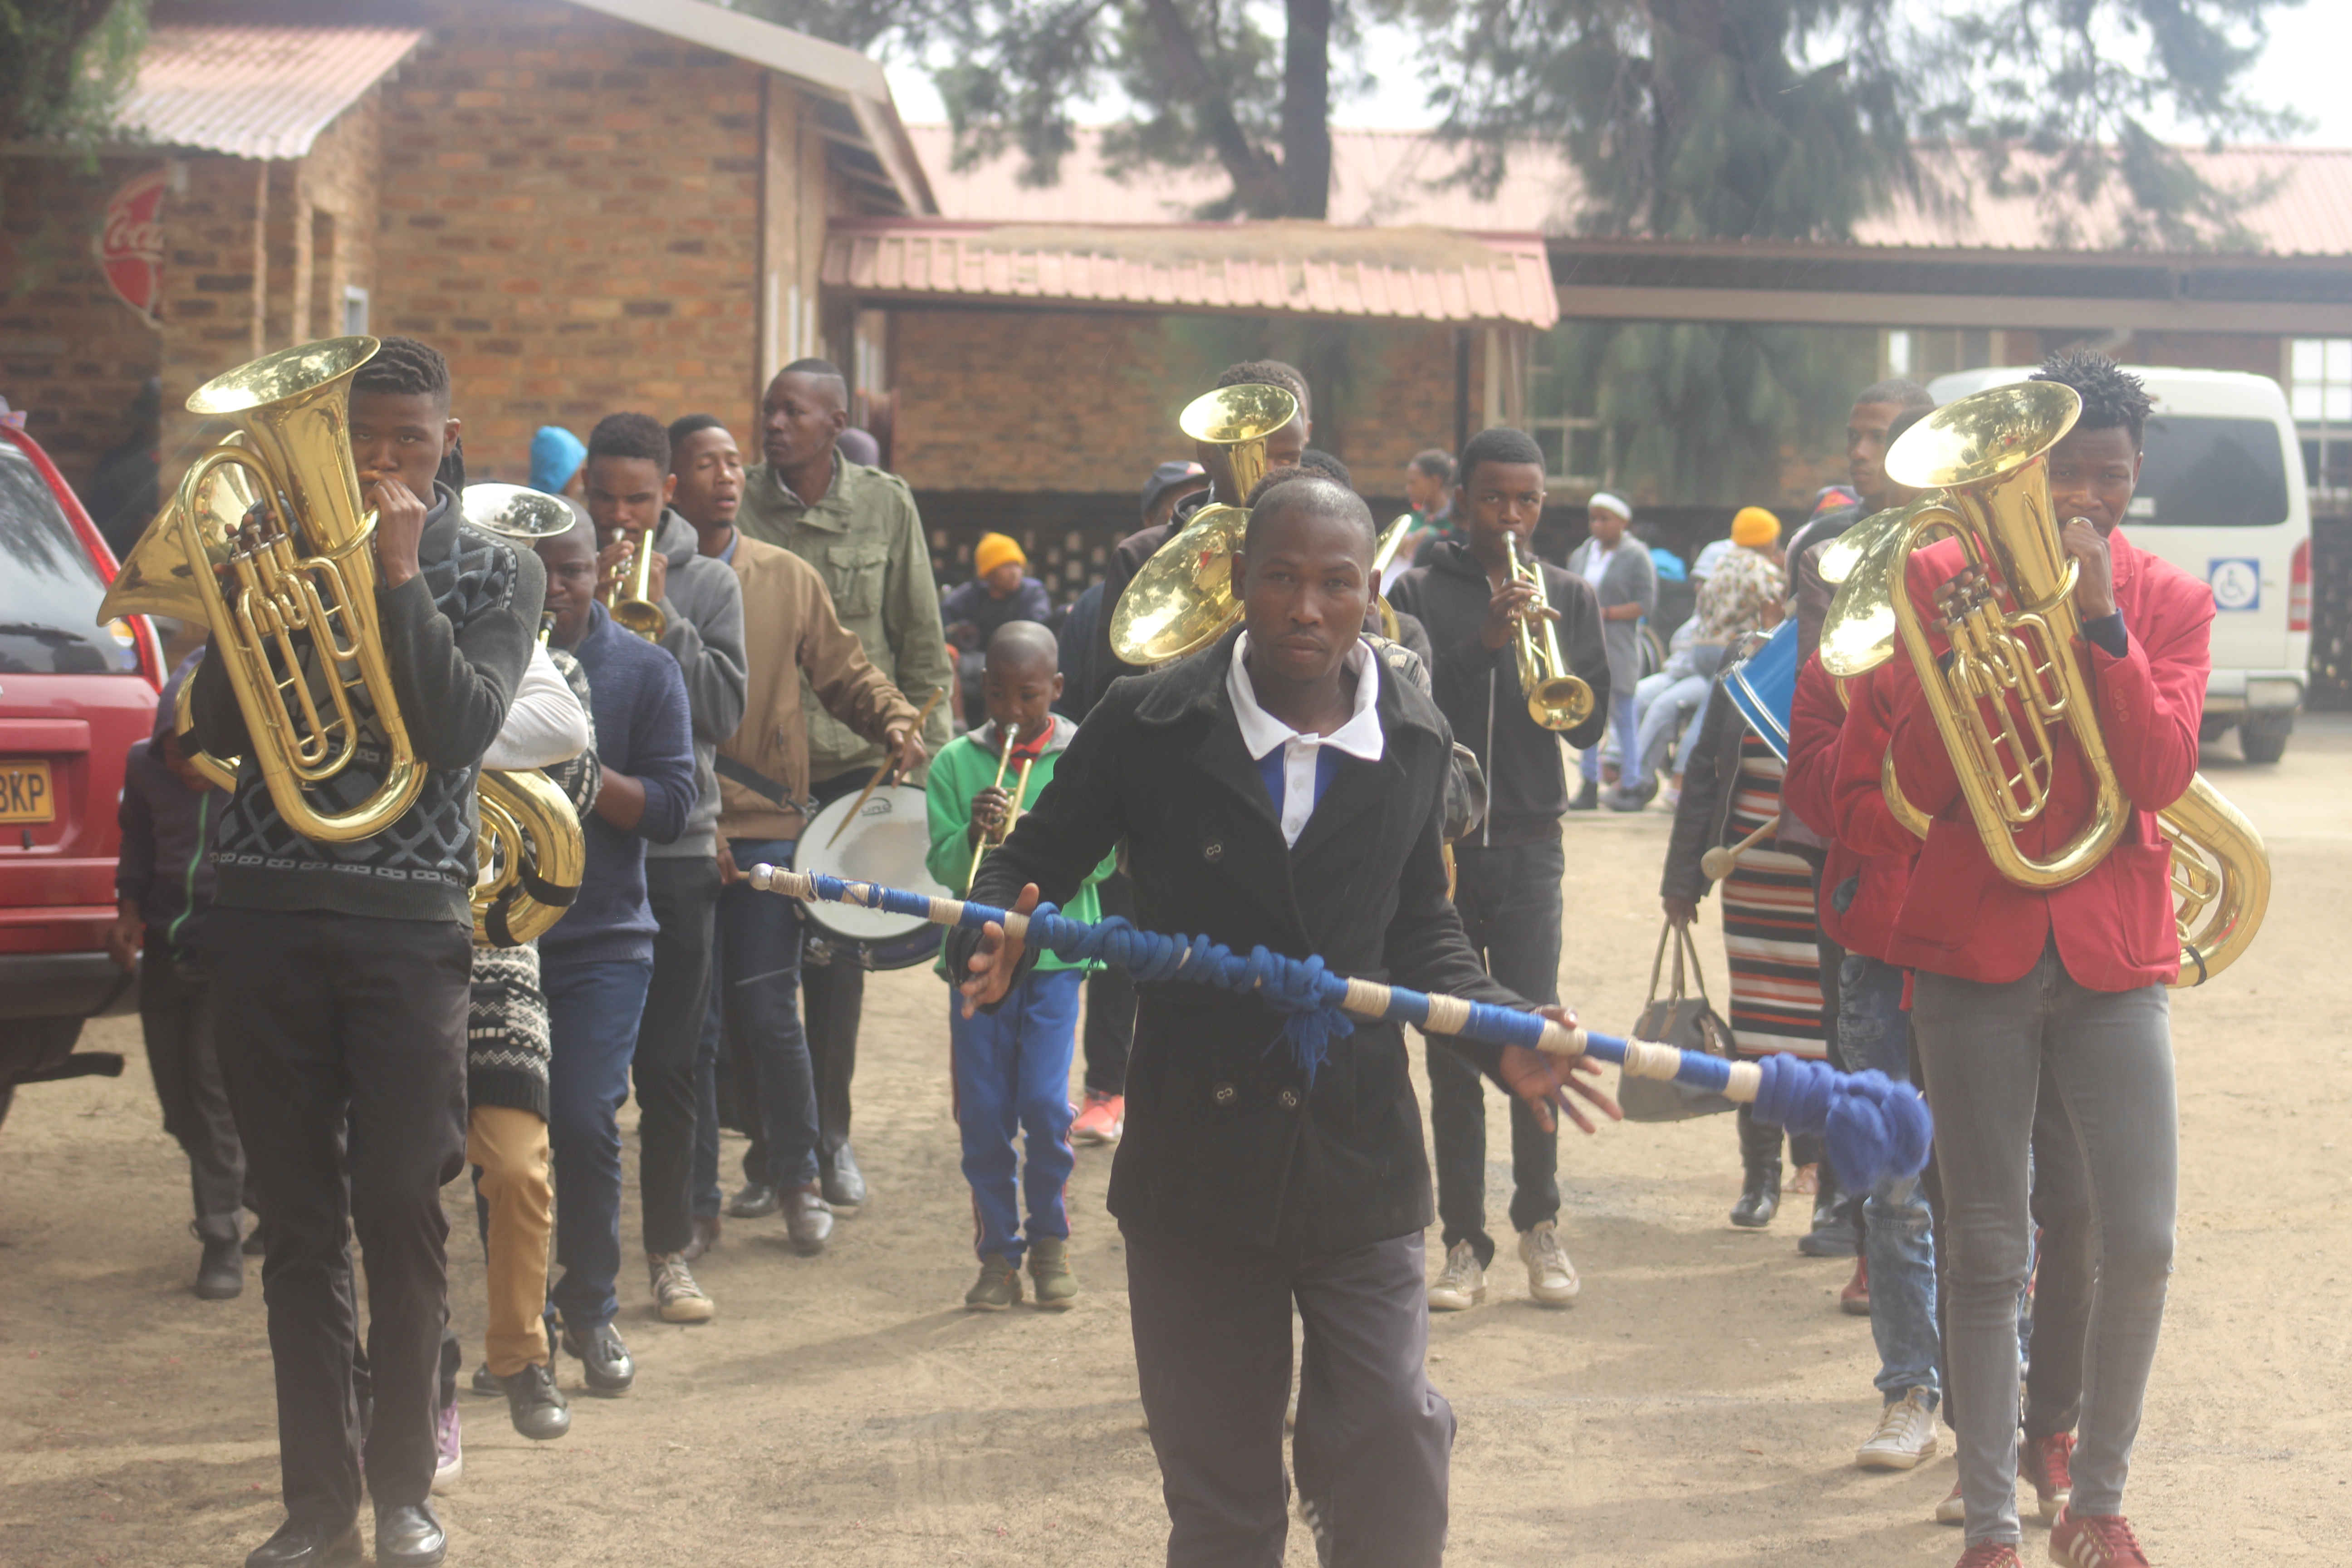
[98,167,167,325]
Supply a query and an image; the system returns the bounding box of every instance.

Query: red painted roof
[822,217,1558,327]
[113,25,425,160]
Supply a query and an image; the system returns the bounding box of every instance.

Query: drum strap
[716,753,802,810]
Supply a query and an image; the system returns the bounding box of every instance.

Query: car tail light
[2290,537,2312,633]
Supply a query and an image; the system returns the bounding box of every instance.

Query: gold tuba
[102,337,424,842]
[1109,383,1299,666]
[1504,532,1595,730]
[1821,383,2271,984]
[461,484,589,947]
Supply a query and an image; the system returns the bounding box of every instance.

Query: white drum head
[793,784,947,942]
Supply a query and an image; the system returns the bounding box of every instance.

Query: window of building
[342,285,369,337]
[1528,327,1611,490]
[2288,338,2352,503]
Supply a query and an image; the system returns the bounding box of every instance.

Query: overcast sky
[885,2,2352,147]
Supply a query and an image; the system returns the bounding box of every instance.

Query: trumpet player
[187,337,545,1568]
[923,622,1112,1310]
[1388,426,1608,1315]
[581,413,748,1327]
[1870,353,2208,1568]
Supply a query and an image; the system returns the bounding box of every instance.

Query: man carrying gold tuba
[1861,353,2209,1568]
[173,337,544,1568]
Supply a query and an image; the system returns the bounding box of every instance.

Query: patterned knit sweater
[466,647,600,1120]
[187,488,545,926]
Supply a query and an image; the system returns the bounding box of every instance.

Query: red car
[0,421,165,1128]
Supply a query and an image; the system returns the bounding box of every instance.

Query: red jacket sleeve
[1782,653,1843,841]
[2091,537,2211,812]
[1835,662,1930,859]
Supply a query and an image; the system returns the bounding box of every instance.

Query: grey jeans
[1913,943,2176,1545]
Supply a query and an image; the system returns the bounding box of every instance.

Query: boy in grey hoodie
[582,412,747,1323]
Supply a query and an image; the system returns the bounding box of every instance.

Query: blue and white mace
[748,865,1933,1192]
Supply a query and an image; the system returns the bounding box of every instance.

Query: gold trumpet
[462,483,590,947]
[1503,532,1594,730]
[605,526,667,640]
[101,336,424,842]
[967,726,1034,892]
[1109,383,1299,666]
[1822,383,2270,983]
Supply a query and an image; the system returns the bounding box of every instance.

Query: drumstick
[827,686,943,847]
[1700,813,1779,883]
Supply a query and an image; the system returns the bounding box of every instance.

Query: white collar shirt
[1226,633,1385,848]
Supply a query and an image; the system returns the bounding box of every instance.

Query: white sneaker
[1855,1386,1940,1470]
[1518,1221,1580,1305]
[649,1252,717,1323]
[1427,1240,1485,1311]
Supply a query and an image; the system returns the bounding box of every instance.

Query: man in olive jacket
[953,478,1613,1568]
[736,358,953,1204]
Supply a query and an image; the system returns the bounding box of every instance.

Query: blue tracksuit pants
[947,967,1082,1262]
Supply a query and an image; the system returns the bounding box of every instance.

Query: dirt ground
[4,721,2346,1567]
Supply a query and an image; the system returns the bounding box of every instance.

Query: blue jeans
[949,967,1082,1261]
[691,940,723,1219]
[1632,643,1725,783]
[542,955,654,1334]
[1839,952,1939,1404]
[720,837,821,1192]
[1580,689,1642,786]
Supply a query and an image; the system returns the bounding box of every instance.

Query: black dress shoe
[375,1502,447,1568]
[244,1515,361,1568]
[729,1181,781,1219]
[469,1361,502,1397]
[498,1361,571,1440]
[1797,1185,1862,1257]
[820,1141,865,1208]
[1567,778,1601,811]
[784,1182,833,1254]
[561,1320,634,1394]
[194,1230,244,1299]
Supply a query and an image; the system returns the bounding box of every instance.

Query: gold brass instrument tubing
[605,528,666,640]
[1503,531,1594,731]
[968,729,1034,893]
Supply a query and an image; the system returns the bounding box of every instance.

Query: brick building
[0,0,930,512]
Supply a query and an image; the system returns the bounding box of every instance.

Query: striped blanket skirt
[1718,734,1829,1061]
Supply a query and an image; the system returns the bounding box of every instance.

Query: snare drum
[792,784,947,971]
[1723,620,1799,764]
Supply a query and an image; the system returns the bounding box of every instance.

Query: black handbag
[1617,920,1739,1122]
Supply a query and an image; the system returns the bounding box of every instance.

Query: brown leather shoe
[681,1212,721,1262]
[783,1182,833,1255]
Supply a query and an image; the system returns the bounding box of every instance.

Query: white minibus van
[1929,366,2311,761]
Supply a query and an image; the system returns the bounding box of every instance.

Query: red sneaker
[1954,1544,2020,1568]
[2024,1431,2075,1523]
[1840,1257,1870,1315]
[1071,1091,1123,1146]
[2049,1508,2150,1568]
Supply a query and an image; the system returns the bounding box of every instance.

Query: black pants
[636,855,720,1257]
[799,949,860,1156]
[207,907,470,1529]
[1125,1226,1453,1568]
[1082,867,1137,1096]
[138,946,250,1237]
[1426,838,1563,1266]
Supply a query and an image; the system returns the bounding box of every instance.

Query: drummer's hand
[1498,1006,1621,1136]
[969,786,1011,840]
[715,843,742,885]
[1662,895,1699,928]
[958,882,1036,1017]
[887,725,928,779]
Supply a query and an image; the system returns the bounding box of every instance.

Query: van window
[0,444,142,674]
[2122,416,2291,528]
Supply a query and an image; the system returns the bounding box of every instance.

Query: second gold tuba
[102,336,424,843]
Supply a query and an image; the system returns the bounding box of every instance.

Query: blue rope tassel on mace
[760,868,1931,1192]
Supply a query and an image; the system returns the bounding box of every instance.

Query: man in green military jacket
[734,357,956,1212]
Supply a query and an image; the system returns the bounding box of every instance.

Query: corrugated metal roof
[112,25,423,159]
[910,125,2352,260]
[821,218,1559,328]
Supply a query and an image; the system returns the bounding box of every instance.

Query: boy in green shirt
[926,623,1114,1311]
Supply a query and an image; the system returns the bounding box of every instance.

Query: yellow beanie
[975,533,1026,577]
[1731,506,1781,548]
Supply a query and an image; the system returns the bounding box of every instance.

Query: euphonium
[1109,384,1299,666]
[1503,532,1594,731]
[1821,383,2270,983]
[606,527,666,640]
[100,336,424,842]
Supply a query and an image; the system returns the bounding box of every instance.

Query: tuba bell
[1108,383,1299,666]
[102,336,424,843]
[1820,382,2270,983]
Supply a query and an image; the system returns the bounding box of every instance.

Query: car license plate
[0,760,55,823]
